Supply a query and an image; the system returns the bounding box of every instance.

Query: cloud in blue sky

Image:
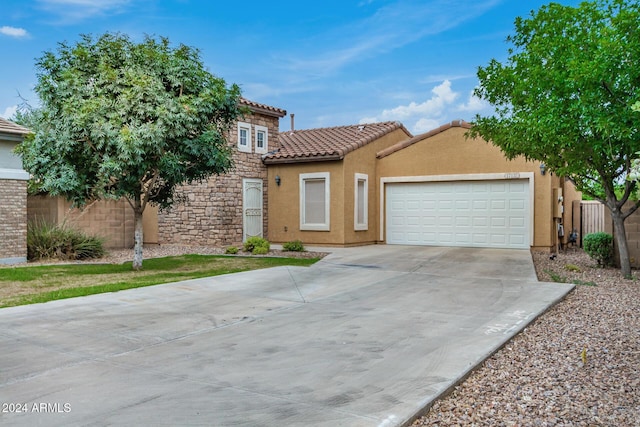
[36,0,131,23]
[0,26,28,37]
[0,0,581,133]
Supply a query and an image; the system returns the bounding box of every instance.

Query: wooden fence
[572,200,605,247]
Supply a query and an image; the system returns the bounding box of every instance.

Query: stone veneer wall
[157,112,280,246]
[0,179,27,263]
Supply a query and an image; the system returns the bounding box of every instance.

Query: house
[27,98,286,249]
[0,117,30,264]
[264,120,581,251]
[154,98,288,246]
[264,121,413,246]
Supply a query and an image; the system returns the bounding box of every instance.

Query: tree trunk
[611,210,632,278]
[133,202,144,271]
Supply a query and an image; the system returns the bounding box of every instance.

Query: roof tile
[0,117,30,136]
[240,98,287,118]
[264,121,411,164]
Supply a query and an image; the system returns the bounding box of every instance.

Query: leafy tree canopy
[470,0,640,201]
[468,0,640,276]
[18,32,241,209]
[17,32,243,269]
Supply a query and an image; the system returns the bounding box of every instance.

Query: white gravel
[412,249,640,427]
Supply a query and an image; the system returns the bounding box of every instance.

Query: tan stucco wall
[28,195,136,249]
[376,127,579,250]
[267,128,410,246]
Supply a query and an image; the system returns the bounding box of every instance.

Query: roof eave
[263,154,343,165]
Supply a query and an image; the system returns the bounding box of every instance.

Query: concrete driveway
[0,246,573,426]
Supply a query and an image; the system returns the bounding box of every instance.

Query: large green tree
[18,33,242,269]
[469,0,640,277]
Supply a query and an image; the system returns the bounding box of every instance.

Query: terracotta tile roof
[240,98,287,118]
[0,117,30,136]
[377,119,472,159]
[264,121,412,164]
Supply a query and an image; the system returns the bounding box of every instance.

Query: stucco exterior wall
[376,127,579,250]
[158,111,281,246]
[267,128,411,246]
[268,161,344,245]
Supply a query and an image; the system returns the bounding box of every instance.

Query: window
[254,125,268,154]
[354,173,368,230]
[238,122,251,153]
[300,172,330,231]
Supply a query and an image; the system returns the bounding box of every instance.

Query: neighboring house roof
[0,117,30,137]
[240,98,287,118]
[264,121,412,164]
[376,119,472,159]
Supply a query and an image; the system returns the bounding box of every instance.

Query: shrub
[583,232,613,267]
[27,219,105,261]
[282,240,305,252]
[225,246,239,255]
[251,246,269,255]
[243,237,270,255]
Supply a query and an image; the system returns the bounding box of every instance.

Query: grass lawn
[0,254,320,308]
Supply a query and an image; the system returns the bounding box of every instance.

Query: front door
[243,178,263,241]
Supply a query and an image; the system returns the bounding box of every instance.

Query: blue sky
[1,0,580,134]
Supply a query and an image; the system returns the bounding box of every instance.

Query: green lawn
[0,254,320,308]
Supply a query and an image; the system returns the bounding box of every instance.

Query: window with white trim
[254,125,268,154]
[237,122,251,153]
[354,173,368,230]
[300,172,330,231]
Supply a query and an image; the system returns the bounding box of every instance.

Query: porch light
[275,175,281,186]
[540,163,546,176]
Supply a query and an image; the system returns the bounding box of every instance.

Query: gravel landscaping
[412,249,640,427]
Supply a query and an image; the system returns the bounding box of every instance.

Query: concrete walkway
[0,246,574,426]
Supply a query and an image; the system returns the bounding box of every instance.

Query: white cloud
[361,80,460,133]
[0,26,28,38]
[36,0,131,22]
[1,105,18,120]
[457,90,488,112]
[278,0,502,77]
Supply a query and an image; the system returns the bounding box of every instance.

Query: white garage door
[386,180,530,249]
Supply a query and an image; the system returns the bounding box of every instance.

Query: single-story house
[264,119,581,251]
[0,117,30,264]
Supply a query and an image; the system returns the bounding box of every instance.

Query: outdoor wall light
[275,175,281,186]
[540,163,546,176]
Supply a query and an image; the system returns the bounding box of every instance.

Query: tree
[469,0,640,277]
[17,33,242,270]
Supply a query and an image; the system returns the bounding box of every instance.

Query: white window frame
[354,173,368,231]
[254,125,268,154]
[237,122,252,153]
[300,172,330,231]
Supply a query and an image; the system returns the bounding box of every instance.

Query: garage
[385,179,531,249]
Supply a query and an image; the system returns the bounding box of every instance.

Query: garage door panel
[386,180,530,249]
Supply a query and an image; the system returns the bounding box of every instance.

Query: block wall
[0,179,27,263]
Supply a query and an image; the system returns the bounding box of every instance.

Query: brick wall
[28,196,135,249]
[0,179,27,263]
[158,112,280,246]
